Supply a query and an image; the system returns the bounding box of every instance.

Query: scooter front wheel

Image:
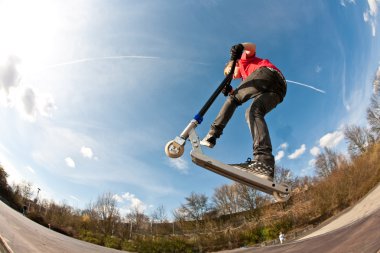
[165,140,185,158]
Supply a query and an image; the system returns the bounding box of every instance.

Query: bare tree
[178,192,210,229]
[314,148,344,178]
[344,125,375,157]
[367,94,380,140]
[150,204,168,234]
[212,184,240,217]
[274,166,294,185]
[94,192,120,236]
[151,204,167,223]
[126,206,149,234]
[235,183,266,220]
[0,165,7,189]
[45,200,75,228]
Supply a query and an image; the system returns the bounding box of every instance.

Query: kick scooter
[164,59,291,202]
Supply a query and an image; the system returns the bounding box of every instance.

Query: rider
[200,43,287,181]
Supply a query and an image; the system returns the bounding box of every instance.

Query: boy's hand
[230,44,244,61]
[222,84,233,96]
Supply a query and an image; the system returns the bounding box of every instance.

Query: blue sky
[0,0,380,217]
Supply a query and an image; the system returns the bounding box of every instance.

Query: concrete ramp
[217,183,380,253]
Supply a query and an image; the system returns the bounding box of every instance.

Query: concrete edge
[0,235,13,253]
[297,182,380,241]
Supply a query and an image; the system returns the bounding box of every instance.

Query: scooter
[164,59,291,202]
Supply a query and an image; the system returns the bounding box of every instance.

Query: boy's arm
[223,42,256,77]
[224,61,241,78]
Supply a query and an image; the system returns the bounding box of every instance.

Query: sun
[0,0,63,72]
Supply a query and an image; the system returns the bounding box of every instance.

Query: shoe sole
[200,140,215,148]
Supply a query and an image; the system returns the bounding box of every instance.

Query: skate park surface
[1,184,380,253]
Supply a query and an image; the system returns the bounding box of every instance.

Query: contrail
[42,55,160,70]
[286,79,326,94]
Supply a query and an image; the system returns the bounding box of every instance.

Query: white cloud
[167,157,189,174]
[113,194,124,203]
[310,146,321,156]
[374,65,380,94]
[288,144,306,159]
[315,65,322,73]
[275,150,285,161]
[113,192,147,213]
[0,150,23,184]
[363,0,379,36]
[0,55,57,122]
[0,55,21,93]
[18,87,57,122]
[38,93,57,118]
[65,157,76,168]
[343,0,379,36]
[21,87,37,120]
[308,159,316,167]
[340,0,356,6]
[319,131,344,148]
[279,142,288,150]
[80,146,94,159]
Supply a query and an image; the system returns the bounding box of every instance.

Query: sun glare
[0,0,63,72]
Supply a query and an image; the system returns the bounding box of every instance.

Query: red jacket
[238,52,282,80]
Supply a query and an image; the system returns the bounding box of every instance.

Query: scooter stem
[194,59,237,124]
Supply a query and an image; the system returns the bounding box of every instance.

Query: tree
[150,204,168,235]
[367,94,380,140]
[16,181,34,202]
[344,125,375,157]
[0,165,15,206]
[151,204,167,223]
[314,148,344,178]
[178,192,210,229]
[212,184,240,217]
[235,183,266,220]
[0,165,8,188]
[126,206,149,235]
[94,192,121,236]
[274,166,294,185]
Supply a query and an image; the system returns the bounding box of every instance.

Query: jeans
[208,67,287,167]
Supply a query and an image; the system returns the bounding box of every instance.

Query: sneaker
[231,158,274,181]
[200,133,217,148]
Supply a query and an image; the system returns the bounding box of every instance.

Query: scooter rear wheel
[273,190,291,203]
[165,140,185,158]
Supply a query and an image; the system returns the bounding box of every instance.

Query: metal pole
[195,59,237,122]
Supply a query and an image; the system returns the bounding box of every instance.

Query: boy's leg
[208,96,239,138]
[201,68,270,147]
[246,92,281,168]
[200,96,239,147]
[201,79,260,147]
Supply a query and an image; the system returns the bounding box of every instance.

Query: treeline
[0,73,380,252]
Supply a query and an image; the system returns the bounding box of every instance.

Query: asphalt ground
[217,208,380,253]
[0,200,128,253]
[1,184,380,253]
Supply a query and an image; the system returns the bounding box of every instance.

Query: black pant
[208,67,287,167]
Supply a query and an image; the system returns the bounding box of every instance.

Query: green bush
[104,236,122,250]
[129,237,195,253]
[122,240,137,252]
[79,230,102,245]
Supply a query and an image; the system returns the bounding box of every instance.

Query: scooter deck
[190,151,290,196]
[188,129,290,197]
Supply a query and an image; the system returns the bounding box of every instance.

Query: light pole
[36,188,41,200]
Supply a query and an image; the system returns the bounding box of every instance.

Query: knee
[227,94,241,106]
[245,105,264,121]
